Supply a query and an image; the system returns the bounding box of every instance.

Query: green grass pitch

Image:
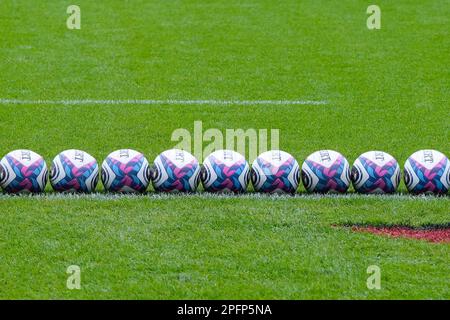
[0,0,448,299]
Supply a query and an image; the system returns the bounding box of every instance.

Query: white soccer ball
[152,149,200,192]
[301,150,351,193]
[404,149,450,194]
[201,149,250,193]
[101,149,150,193]
[351,151,400,194]
[50,149,99,193]
[251,150,299,194]
[0,149,48,193]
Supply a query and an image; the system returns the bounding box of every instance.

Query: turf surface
[0,194,448,299]
[0,0,449,299]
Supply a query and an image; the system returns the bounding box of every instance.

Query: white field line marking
[0,99,328,106]
[0,192,446,201]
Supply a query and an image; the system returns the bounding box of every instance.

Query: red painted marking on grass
[352,226,450,243]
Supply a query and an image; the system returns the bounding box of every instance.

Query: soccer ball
[0,149,48,193]
[101,149,150,193]
[201,150,250,193]
[301,150,350,193]
[152,149,200,192]
[251,150,299,194]
[404,150,450,194]
[351,151,400,194]
[50,149,99,193]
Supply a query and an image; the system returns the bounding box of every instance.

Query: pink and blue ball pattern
[303,156,349,193]
[406,157,449,194]
[203,157,248,193]
[104,155,148,192]
[52,154,98,192]
[255,157,298,193]
[353,158,399,193]
[2,156,47,193]
[154,155,199,192]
